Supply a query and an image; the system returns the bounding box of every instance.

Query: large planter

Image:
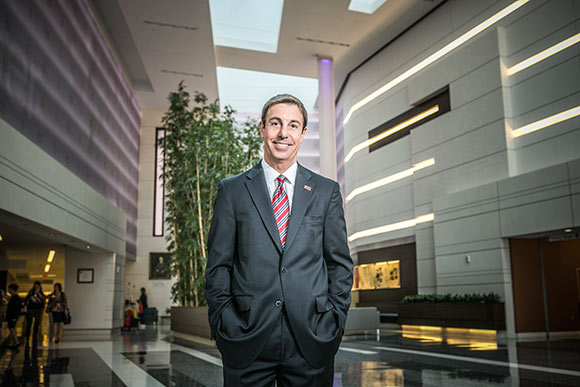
[171,306,211,339]
[398,302,505,330]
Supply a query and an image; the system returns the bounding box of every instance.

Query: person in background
[24,281,46,346]
[46,283,67,344]
[3,284,22,349]
[139,287,148,310]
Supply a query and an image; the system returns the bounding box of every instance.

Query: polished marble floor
[1,321,580,386]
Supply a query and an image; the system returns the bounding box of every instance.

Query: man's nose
[277,124,288,137]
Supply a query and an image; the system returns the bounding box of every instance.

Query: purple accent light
[0,0,141,257]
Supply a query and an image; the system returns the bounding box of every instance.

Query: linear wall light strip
[346,158,435,202]
[342,0,529,125]
[512,105,580,138]
[507,32,580,76]
[44,264,51,273]
[47,250,55,263]
[345,105,439,162]
[348,213,434,242]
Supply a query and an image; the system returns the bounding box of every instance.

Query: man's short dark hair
[8,283,18,292]
[261,94,308,130]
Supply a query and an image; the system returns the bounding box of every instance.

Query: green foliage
[160,82,262,307]
[401,293,502,304]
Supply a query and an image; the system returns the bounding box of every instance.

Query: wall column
[317,56,337,180]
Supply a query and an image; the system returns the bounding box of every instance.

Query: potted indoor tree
[161,82,261,338]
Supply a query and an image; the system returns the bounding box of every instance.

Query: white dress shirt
[262,159,297,212]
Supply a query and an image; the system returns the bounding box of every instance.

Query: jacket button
[275,300,282,307]
[281,266,287,273]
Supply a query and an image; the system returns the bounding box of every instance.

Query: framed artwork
[77,268,94,284]
[149,252,171,280]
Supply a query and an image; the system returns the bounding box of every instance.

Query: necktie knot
[276,175,285,185]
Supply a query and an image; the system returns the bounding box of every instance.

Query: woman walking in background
[3,283,22,349]
[46,283,68,344]
[24,281,46,345]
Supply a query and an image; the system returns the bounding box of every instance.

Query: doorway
[510,238,580,334]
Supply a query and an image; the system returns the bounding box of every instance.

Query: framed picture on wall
[149,252,171,280]
[77,268,94,284]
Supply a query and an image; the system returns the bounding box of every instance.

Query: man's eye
[271,121,280,127]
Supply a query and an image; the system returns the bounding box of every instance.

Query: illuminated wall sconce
[345,106,439,162]
[47,250,55,263]
[507,32,580,76]
[343,0,529,125]
[345,86,449,164]
[44,264,51,273]
[348,213,434,242]
[511,105,580,138]
[346,158,435,202]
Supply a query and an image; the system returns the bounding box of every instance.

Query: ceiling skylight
[209,0,284,53]
[216,67,318,114]
[348,0,388,14]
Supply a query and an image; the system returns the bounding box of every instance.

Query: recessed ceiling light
[295,37,350,47]
[209,0,284,53]
[86,245,91,249]
[161,69,203,78]
[143,20,197,32]
[564,229,573,233]
[348,0,388,14]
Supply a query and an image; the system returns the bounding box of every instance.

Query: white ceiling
[88,0,443,111]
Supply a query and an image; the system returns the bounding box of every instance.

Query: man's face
[260,103,306,170]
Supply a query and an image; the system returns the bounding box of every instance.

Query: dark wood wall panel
[510,238,580,333]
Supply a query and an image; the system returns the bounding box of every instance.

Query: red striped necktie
[272,175,290,248]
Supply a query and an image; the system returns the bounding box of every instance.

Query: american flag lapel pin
[304,185,312,191]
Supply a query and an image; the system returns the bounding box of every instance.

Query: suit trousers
[222,308,335,387]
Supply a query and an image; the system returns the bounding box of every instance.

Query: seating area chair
[140,307,158,325]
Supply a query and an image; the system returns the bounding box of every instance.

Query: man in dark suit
[205,94,353,386]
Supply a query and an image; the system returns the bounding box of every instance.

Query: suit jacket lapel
[245,164,283,253]
[284,164,314,252]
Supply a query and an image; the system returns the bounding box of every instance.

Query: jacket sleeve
[204,180,236,339]
[323,182,354,329]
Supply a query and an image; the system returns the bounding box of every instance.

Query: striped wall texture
[0,0,140,258]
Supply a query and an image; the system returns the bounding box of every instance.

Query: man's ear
[259,121,265,138]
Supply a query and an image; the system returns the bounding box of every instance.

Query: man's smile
[273,141,293,148]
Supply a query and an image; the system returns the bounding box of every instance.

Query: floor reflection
[335,361,405,387]
[402,325,498,350]
[123,349,222,387]
[0,346,124,386]
[0,322,579,386]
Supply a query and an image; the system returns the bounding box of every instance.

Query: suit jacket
[204,162,353,369]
